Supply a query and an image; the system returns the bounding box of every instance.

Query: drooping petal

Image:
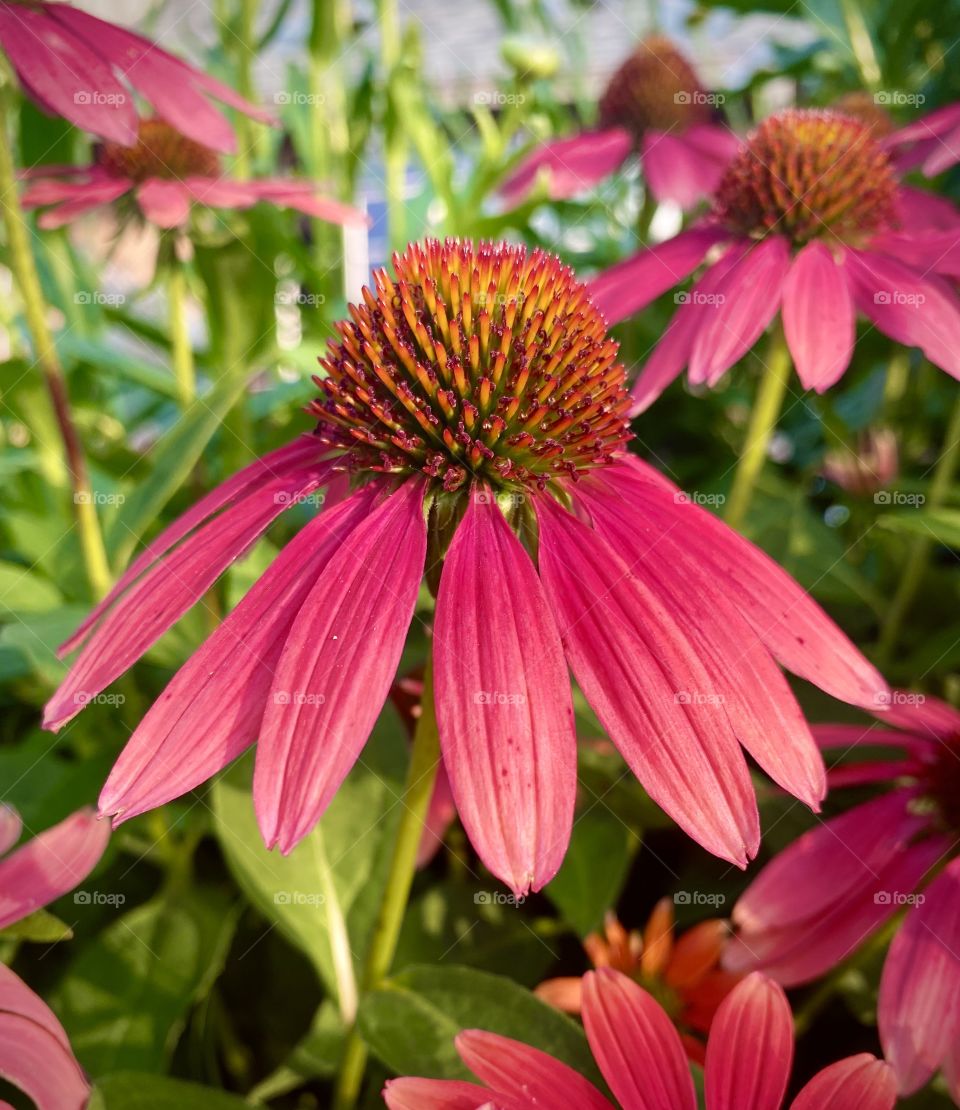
[59,436,325,658]
[704,973,793,1110]
[0,5,137,145]
[499,128,633,206]
[384,1077,523,1110]
[894,185,960,232]
[597,462,888,709]
[0,806,22,856]
[535,495,759,867]
[255,480,427,853]
[33,179,133,228]
[688,236,791,386]
[582,969,697,1110]
[434,493,576,896]
[0,965,89,1110]
[875,693,960,742]
[781,242,855,391]
[585,481,825,810]
[242,179,370,226]
[45,464,330,731]
[45,4,273,154]
[457,1030,613,1110]
[867,229,960,280]
[99,487,378,824]
[879,858,960,1095]
[136,179,192,227]
[0,809,109,930]
[586,226,725,325]
[845,248,960,380]
[789,1055,897,1110]
[641,124,740,208]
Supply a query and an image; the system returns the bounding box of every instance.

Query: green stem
[232,0,260,178]
[167,262,195,409]
[0,88,111,598]
[876,389,960,665]
[838,0,883,92]
[378,0,407,251]
[332,655,441,1110]
[724,324,793,531]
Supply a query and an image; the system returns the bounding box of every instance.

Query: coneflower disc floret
[311,240,632,494]
[99,118,221,182]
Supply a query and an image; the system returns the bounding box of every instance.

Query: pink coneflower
[0,806,109,1110]
[0,0,272,150]
[501,37,739,211]
[587,109,960,414]
[383,969,897,1110]
[726,693,960,1100]
[20,117,365,231]
[822,426,898,498]
[45,239,886,895]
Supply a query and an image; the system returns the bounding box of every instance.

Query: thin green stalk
[838,0,883,92]
[876,389,960,665]
[167,263,196,409]
[332,656,441,1110]
[232,0,260,178]
[724,324,793,531]
[378,0,408,251]
[0,88,111,598]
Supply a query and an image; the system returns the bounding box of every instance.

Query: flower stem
[0,88,111,598]
[875,389,960,666]
[332,654,441,1110]
[724,323,793,531]
[167,261,195,409]
[838,0,883,92]
[378,0,408,251]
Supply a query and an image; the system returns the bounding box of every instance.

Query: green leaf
[546,806,638,936]
[54,889,239,1076]
[359,964,602,1085]
[104,373,248,571]
[879,508,960,548]
[90,1072,258,1109]
[0,907,73,942]
[212,715,406,1003]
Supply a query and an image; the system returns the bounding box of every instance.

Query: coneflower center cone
[310,240,632,496]
[99,118,220,182]
[713,109,899,246]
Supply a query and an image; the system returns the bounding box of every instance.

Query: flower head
[726,693,960,1098]
[383,969,897,1110]
[588,107,960,409]
[45,239,885,895]
[0,0,272,150]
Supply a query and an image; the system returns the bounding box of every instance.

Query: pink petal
[0,6,137,145]
[812,724,908,751]
[137,178,192,228]
[790,1055,897,1110]
[45,464,331,731]
[876,693,960,741]
[383,1078,521,1110]
[99,486,378,824]
[416,760,458,868]
[688,236,791,385]
[35,181,133,228]
[499,127,632,206]
[0,965,89,1110]
[183,176,260,209]
[585,481,825,809]
[782,242,855,391]
[457,1030,613,1110]
[867,229,960,280]
[641,124,739,208]
[242,178,369,226]
[879,858,960,1095]
[586,226,725,325]
[894,185,960,232]
[45,5,271,154]
[255,480,426,853]
[434,493,576,896]
[59,436,325,658]
[534,494,759,867]
[705,973,793,1110]
[0,806,22,856]
[629,243,750,415]
[845,248,960,380]
[0,809,109,930]
[597,462,888,709]
[21,169,119,207]
[582,968,697,1110]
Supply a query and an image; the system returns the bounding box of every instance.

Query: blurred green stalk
[167,259,196,409]
[233,0,260,178]
[724,323,793,531]
[332,656,441,1110]
[378,0,408,251]
[0,88,111,598]
[876,389,960,665]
